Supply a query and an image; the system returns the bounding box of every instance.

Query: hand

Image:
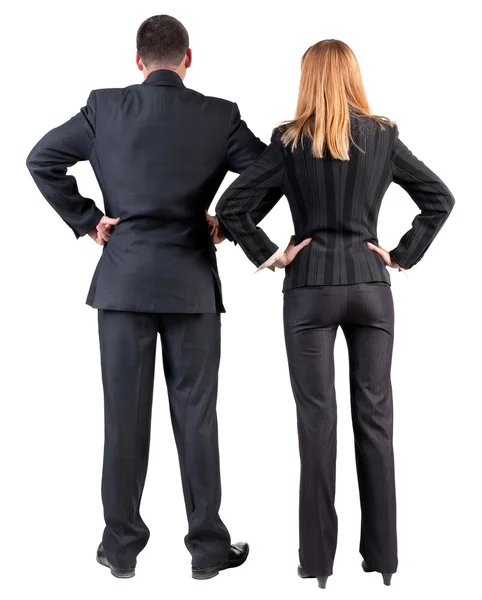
[88,216,121,246]
[366,242,402,269]
[273,236,312,269]
[206,213,226,244]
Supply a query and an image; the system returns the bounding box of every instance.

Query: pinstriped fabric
[388,140,454,267]
[216,116,455,289]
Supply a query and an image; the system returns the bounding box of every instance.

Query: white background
[1,1,481,599]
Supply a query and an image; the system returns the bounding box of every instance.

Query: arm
[26,91,104,238]
[216,134,286,267]
[389,129,455,269]
[225,104,282,229]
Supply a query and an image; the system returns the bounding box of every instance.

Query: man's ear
[135,51,144,72]
[185,48,192,69]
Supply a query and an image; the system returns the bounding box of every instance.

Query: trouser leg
[284,289,343,577]
[159,313,230,568]
[342,284,397,573]
[98,309,157,569]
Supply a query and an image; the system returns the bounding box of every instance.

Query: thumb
[103,216,121,225]
[366,242,382,255]
[291,237,312,257]
[296,238,313,250]
[294,237,312,251]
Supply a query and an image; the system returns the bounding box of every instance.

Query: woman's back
[279,116,396,287]
[218,116,453,289]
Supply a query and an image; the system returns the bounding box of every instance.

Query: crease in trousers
[283,283,398,577]
[98,309,231,570]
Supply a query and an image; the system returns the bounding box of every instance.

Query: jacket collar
[142,69,185,87]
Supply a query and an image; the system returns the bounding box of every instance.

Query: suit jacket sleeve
[223,104,283,236]
[26,91,104,238]
[216,131,286,267]
[389,127,455,269]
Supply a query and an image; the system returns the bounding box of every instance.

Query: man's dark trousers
[98,309,230,570]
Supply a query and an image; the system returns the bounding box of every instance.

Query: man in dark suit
[26,14,274,580]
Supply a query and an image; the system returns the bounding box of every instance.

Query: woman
[215,40,454,589]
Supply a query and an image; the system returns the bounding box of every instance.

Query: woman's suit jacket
[216,116,455,289]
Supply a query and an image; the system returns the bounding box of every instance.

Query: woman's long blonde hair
[282,40,393,160]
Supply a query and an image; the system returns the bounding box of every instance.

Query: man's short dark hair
[136,15,189,68]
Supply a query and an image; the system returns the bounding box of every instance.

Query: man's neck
[143,65,185,81]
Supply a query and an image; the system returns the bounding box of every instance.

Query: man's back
[27,69,266,313]
[26,14,256,579]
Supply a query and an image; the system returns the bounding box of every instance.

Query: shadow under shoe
[192,542,249,580]
[362,560,393,586]
[298,565,330,589]
[96,543,135,579]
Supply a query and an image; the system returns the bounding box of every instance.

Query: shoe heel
[192,569,220,580]
[362,561,393,586]
[361,560,372,573]
[317,576,328,589]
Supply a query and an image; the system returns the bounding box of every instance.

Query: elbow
[446,192,455,214]
[441,182,455,215]
[26,147,40,175]
[439,193,455,220]
[26,140,49,175]
[26,150,35,173]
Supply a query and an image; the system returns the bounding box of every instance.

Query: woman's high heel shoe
[361,560,393,586]
[298,565,330,589]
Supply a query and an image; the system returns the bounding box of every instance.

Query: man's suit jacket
[27,69,275,313]
[217,117,455,288]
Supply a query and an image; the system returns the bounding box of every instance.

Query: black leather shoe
[96,544,135,579]
[362,560,393,586]
[192,542,249,580]
[298,565,330,589]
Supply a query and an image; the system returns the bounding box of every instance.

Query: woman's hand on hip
[366,242,402,270]
[274,236,312,269]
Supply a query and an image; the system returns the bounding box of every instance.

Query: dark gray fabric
[216,117,455,283]
[26,69,279,313]
[98,309,230,569]
[283,284,397,576]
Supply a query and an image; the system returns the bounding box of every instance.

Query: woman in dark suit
[215,40,454,589]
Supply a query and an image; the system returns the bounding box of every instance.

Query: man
[26,14,278,580]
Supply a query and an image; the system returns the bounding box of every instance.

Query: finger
[97,224,115,236]
[366,242,392,266]
[290,237,312,257]
[366,242,384,256]
[102,216,121,226]
[98,229,110,242]
[294,237,312,250]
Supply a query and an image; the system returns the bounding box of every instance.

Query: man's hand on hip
[88,216,121,245]
[206,213,226,244]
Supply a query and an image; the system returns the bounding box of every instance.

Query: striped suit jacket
[216,116,455,289]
